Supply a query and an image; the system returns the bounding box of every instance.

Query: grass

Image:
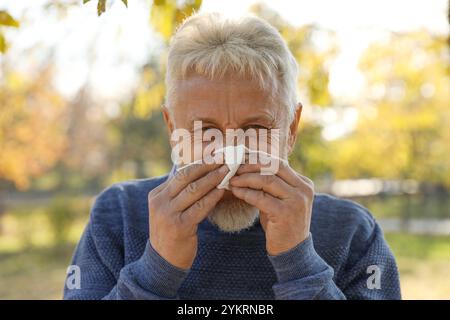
[0,244,74,299]
[385,233,450,299]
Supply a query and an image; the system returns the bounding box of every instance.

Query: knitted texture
[63,173,401,300]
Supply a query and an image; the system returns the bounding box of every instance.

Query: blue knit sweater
[63,172,401,300]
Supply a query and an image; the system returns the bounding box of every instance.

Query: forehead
[171,74,283,126]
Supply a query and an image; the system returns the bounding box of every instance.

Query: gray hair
[165,12,299,122]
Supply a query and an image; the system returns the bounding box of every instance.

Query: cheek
[267,129,290,155]
[190,138,206,162]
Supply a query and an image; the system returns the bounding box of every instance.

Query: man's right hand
[148,163,228,269]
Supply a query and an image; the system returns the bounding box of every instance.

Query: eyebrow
[188,114,276,128]
[241,115,276,126]
[188,116,221,129]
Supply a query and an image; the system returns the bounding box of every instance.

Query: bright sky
[1,0,448,138]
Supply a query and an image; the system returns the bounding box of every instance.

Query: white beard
[207,197,259,233]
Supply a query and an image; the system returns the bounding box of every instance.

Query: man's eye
[244,125,269,130]
[202,126,218,131]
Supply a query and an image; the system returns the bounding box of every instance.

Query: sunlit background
[0,0,449,299]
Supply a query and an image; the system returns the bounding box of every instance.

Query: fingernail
[219,165,228,173]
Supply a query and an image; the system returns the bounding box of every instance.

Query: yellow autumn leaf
[0,10,20,27]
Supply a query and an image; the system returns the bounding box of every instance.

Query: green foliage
[97,0,106,16]
[106,105,172,183]
[0,11,19,27]
[150,0,202,41]
[251,3,337,108]
[0,10,20,53]
[133,65,167,118]
[0,33,5,53]
[81,0,202,38]
[330,32,450,187]
[83,0,128,16]
[289,122,331,180]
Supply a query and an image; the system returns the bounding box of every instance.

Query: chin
[207,194,259,233]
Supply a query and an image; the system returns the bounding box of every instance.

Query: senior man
[64,13,401,300]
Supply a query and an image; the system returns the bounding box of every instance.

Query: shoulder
[311,193,378,250]
[313,193,376,229]
[96,175,168,201]
[312,194,399,296]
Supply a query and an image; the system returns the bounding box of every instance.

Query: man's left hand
[229,161,314,256]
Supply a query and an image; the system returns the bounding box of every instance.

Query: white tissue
[214,145,246,190]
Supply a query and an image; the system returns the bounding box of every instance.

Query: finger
[171,165,229,211]
[181,188,225,225]
[147,179,169,200]
[237,161,303,188]
[236,154,285,176]
[167,162,222,198]
[148,180,170,218]
[230,186,283,213]
[229,172,293,199]
[296,174,315,199]
[297,173,315,189]
[236,163,265,175]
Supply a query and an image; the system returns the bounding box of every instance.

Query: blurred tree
[46,196,78,244]
[5,0,447,196]
[0,0,204,192]
[0,67,67,190]
[106,102,172,182]
[131,0,203,117]
[330,31,450,189]
[133,62,167,119]
[50,85,111,191]
[251,3,337,108]
[0,1,338,191]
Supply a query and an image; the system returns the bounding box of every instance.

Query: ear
[162,105,175,146]
[287,102,302,154]
[162,105,174,132]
